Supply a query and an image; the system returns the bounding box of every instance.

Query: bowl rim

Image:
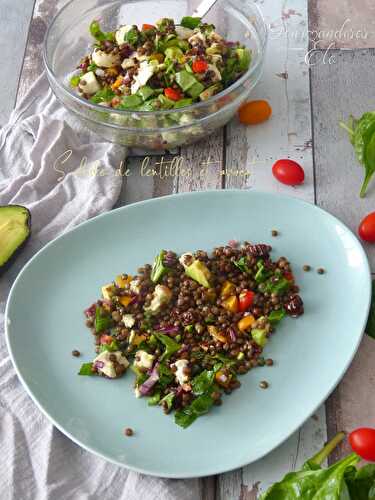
[43,0,268,118]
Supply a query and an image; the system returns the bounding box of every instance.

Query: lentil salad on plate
[80,240,304,428]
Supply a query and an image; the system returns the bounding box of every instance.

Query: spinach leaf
[191,369,215,395]
[95,307,113,333]
[180,16,201,29]
[158,363,174,387]
[124,27,139,46]
[89,20,115,42]
[78,362,94,375]
[154,333,181,361]
[365,280,375,340]
[175,393,214,428]
[346,464,375,500]
[175,408,197,428]
[233,256,251,274]
[265,276,291,295]
[151,250,168,283]
[340,112,375,197]
[159,392,175,410]
[255,260,272,283]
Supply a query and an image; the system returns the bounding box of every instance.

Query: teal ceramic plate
[5,190,371,478]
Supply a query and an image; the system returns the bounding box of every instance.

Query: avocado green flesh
[0,206,31,267]
[185,260,211,288]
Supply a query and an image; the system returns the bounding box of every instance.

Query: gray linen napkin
[0,74,202,500]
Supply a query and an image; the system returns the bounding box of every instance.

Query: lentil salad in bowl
[43,0,267,149]
[81,241,304,428]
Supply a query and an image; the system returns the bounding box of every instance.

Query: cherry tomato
[358,212,375,242]
[238,290,255,312]
[238,100,272,125]
[142,23,155,31]
[349,428,375,461]
[164,87,182,101]
[100,334,113,344]
[272,159,305,186]
[192,59,208,73]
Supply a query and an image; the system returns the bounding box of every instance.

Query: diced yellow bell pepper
[238,315,255,332]
[221,280,236,298]
[115,274,132,288]
[131,333,146,346]
[118,295,134,307]
[207,325,227,343]
[215,369,232,388]
[111,76,123,90]
[150,52,164,63]
[222,295,239,313]
[102,283,114,301]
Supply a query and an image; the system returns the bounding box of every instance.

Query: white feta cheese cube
[115,25,133,46]
[134,350,155,370]
[148,285,172,313]
[122,314,135,328]
[172,359,189,385]
[129,279,141,294]
[207,64,222,82]
[131,61,157,94]
[79,71,101,95]
[93,351,129,378]
[175,26,194,40]
[101,283,113,300]
[92,49,120,68]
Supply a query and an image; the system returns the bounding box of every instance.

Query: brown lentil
[259,381,269,389]
[317,267,325,274]
[124,428,134,436]
[72,350,80,357]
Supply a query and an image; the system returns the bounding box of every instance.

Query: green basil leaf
[95,307,113,333]
[175,408,197,428]
[124,27,139,46]
[191,369,215,395]
[148,391,161,406]
[233,256,251,274]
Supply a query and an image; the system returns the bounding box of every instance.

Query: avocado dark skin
[0,205,31,275]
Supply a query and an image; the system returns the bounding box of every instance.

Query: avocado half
[0,205,31,272]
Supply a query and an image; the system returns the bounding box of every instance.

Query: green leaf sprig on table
[340,113,375,198]
[261,432,375,499]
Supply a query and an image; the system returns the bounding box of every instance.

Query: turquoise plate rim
[5,190,372,478]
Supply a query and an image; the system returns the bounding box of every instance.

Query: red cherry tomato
[142,23,155,31]
[100,334,113,345]
[192,59,208,73]
[164,87,182,101]
[238,290,255,312]
[349,428,375,461]
[272,159,305,186]
[284,271,294,282]
[358,212,375,242]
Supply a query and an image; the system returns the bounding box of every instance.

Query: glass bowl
[43,0,267,150]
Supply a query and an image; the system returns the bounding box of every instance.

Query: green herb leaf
[158,362,174,387]
[175,408,197,428]
[148,391,161,406]
[268,309,286,323]
[124,27,139,46]
[175,393,214,428]
[95,307,113,333]
[346,464,375,499]
[131,365,148,385]
[90,88,115,104]
[154,333,181,361]
[150,250,168,283]
[89,20,115,42]
[191,369,215,395]
[70,74,81,87]
[78,362,94,375]
[159,392,175,410]
[265,276,291,295]
[87,62,98,72]
[233,256,251,274]
[366,280,375,340]
[99,340,120,352]
[180,16,202,29]
[118,94,143,110]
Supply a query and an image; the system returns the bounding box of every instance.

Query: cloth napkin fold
[0,74,202,500]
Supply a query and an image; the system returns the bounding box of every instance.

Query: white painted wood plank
[0,0,35,124]
[219,0,327,497]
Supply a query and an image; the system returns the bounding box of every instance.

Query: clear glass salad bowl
[43,0,267,150]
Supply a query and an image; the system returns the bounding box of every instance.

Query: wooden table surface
[2,0,375,497]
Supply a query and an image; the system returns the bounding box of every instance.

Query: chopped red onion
[228,327,237,342]
[94,360,104,370]
[139,363,160,396]
[84,304,97,318]
[228,239,239,248]
[154,325,180,335]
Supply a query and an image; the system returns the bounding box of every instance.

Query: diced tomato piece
[192,59,208,73]
[164,87,182,101]
[142,23,155,31]
[100,334,113,344]
[284,271,294,282]
[238,290,255,312]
